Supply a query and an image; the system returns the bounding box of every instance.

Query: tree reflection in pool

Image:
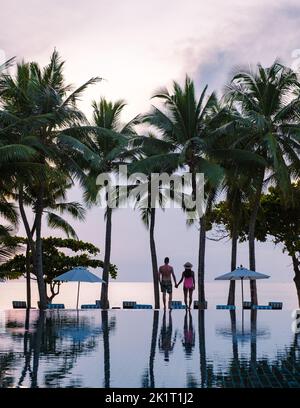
[0,309,299,388]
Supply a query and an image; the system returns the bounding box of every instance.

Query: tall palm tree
[226,61,300,303]
[127,134,183,309]
[85,98,137,309]
[0,50,99,309]
[13,173,86,308]
[221,168,251,305]
[142,77,225,307]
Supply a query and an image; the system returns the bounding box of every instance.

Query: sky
[1,0,300,282]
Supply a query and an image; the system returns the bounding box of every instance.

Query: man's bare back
[159,257,177,309]
[159,264,174,281]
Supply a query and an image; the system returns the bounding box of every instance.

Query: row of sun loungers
[12,299,283,310]
[216,302,283,310]
[12,301,65,309]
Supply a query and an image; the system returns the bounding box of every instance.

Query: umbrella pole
[76,281,81,310]
[241,278,244,307]
[241,278,245,333]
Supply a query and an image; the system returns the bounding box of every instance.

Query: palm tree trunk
[150,208,160,309]
[18,309,32,387]
[190,167,206,308]
[18,186,36,261]
[149,310,159,387]
[198,216,206,307]
[101,207,112,309]
[25,244,31,309]
[31,311,44,388]
[250,309,257,365]
[25,221,36,310]
[227,224,238,305]
[101,311,110,388]
[230,310,238,361]
[248,172,264,305]
[198,309,207,387]
[35,185,48,310]
[18,186,44,309]
[292,255,300,307]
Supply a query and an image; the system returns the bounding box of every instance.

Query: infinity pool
[0,309,299,388]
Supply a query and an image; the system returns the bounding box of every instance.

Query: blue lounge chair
[216,305,236,310]
[252,305,272,310]
[81,304,100,309]
[12,301,27,309]
[134,304,153,309]
[268,302,283,310]
[123,301,136,309]
[95,300,102,308]
[170,301,185,309]
[47,303,65,309]
[171,300,182,306]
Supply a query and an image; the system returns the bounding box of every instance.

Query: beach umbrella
[215,265,270,306]
[54,267,105,309]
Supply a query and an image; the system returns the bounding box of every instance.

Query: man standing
[159,257,177,309]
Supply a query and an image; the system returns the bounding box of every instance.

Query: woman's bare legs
[183,287,188,308]
[188,289,193,309]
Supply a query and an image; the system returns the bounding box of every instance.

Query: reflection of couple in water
[158,310,195,362]
[159,257,195,309]
[182,310,195,357]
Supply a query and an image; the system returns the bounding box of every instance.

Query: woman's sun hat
[184,262,193,268]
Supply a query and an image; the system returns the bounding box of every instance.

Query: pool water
[0,309,299,388]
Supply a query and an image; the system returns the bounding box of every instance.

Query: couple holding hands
[159,257,195,309]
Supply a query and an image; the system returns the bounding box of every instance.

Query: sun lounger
[134,304,153,309]
[170,301,185,309]
[193,300,208,309]
[216,305,236,310]
[169,301,185,309]
[81,304,100,309]
[12,301,27,309]
[123,301,136,309]
[268,302,283,310]
[95,300,101,308]
[243,301,252,309]
[171,300,182,306]
[252,305,272,310]
[47,303,65,309]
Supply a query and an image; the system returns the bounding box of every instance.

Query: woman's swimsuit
[183,275,194,289]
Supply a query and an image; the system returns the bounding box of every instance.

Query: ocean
[0,280,298,310]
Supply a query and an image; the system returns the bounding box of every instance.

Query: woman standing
[176,262,195,309]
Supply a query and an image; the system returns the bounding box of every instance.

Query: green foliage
[210,184,300,257]
[0,237,118,281]
[258,185,300,256]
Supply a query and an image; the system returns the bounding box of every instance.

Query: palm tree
[221,167,252,305]
[15,173,86,308]
[127,134,183,309]
[142,77,225,307]
[226,61,300,303]
[0,50,99,309]
[141,310,159,387]
[85,98,137,309]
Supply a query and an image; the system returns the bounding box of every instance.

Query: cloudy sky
[2,0,300,282]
